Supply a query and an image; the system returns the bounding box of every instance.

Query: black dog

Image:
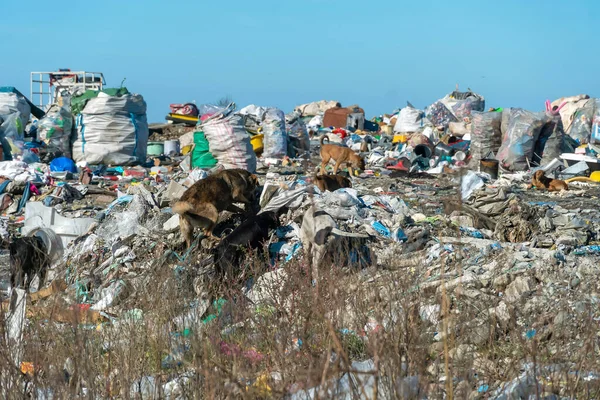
[10,236,49,291]
[213,210,282,279]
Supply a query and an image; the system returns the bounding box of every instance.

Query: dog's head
[354,156,366,171]
[533,170,545,180]
[248,174,259,189]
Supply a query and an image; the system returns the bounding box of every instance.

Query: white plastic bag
[0,92,30,127]
[394,106,429,133]
[262,108,287,158]
[73,92,149,165]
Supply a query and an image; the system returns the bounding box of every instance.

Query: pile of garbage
[2,85,600,398]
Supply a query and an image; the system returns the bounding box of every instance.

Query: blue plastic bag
[50,156,78,173]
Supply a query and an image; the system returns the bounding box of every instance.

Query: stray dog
[10,236,49,291]
[531,170,568,192]
[319,135,366,176]
[173,169,259,248]
[313,174,352,192]
[299,206,337,286]
[213,210,282,280]
[213,168,260,208]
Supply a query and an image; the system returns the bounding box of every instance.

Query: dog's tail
[320,135,329,146]
[172,201,193,215]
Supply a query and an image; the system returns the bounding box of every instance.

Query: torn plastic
[461,171,485,200]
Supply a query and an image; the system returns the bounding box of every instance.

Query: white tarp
[72,92,149,165]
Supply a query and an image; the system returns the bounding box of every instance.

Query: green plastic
[191,131,217,169]
[71,87,131,115]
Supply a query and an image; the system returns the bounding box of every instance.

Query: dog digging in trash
[212,209,284,281]
[530,170,568,192]
[319,135,366,176]
[10,236,50,291]
[313,174,352,192]
[173,168,259,248]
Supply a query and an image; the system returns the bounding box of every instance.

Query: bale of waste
[535,113,569,166]
[72,89,149,165]
[442,90,485,120]
[0,91,30,127]
[426,101,457,128]
[238,104,267,132]
[37,96,73,159]
[262,108,288,158]
[393,106,429,133]
[191,131,218,169]
[0,112,26,158]
[496,109,548,171]
[469,111,502,166]
[294,100,340,117]
[566,98,595,144]
[286,111,310,156]
[500,107,512,137]
[551,94,592,143]
[198,103,257,172]
[592,99,600,145]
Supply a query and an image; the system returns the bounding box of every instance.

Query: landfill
[1,81,600,398]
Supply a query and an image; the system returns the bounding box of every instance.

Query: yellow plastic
[251,134,264,152]
[181,144,193,155]
[591,171,600,182]
[392,134,408,144]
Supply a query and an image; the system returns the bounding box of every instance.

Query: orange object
[20,362,34,375]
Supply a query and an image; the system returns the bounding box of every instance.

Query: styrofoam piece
[23,202,95,248]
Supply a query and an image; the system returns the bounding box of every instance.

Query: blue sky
[1,0,597,121]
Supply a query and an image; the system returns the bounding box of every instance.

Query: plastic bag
[50,156,78,173]
[469,111,502,165]
[0,112,25,157]
[536,113,566,166]
[37,99,73,158]
[73,91,149,165]
[286,111,310,156]
[568,98,595,144]
[426,101,457,128]
[262,108,287,158]
[394,106,428,133]
[496,109,548,171]
[443,90,485,120]
[191,131,218,169]
[199,103,257,172]
[590,99,600,145]
[0,92,31,127]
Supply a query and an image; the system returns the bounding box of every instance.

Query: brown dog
[531,170,568,192]
[213,168,259,205]
[173,169,259,248]
[313,174,352,192]
[319,135,366,176]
